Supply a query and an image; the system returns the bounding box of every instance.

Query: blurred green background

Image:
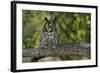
[22,10,91,49]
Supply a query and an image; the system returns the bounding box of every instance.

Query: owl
[40,17,58,49]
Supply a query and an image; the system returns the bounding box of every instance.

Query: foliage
[22,10,91,49]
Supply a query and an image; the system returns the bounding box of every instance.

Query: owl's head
[44,17,56,32]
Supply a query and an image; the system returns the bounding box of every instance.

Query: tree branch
[23,47,90,59]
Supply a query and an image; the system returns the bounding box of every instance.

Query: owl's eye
[47,21,50,24]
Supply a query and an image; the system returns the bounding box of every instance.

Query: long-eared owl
[40,17,58,49]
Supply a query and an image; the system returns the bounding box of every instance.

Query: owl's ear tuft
[45,17,49,22]
[53,17,56,24]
